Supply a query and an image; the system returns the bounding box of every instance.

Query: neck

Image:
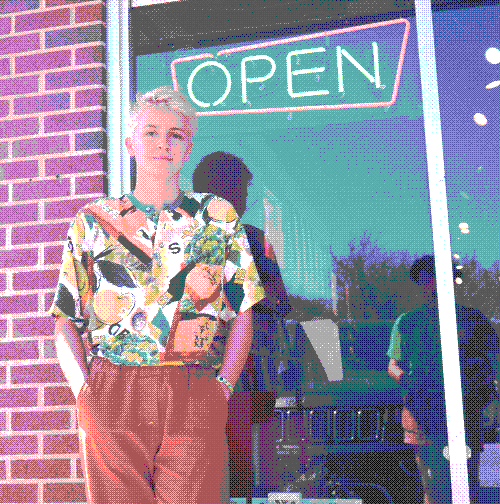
[133,175,180,210]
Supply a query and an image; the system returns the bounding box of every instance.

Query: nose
[156,136,170,150]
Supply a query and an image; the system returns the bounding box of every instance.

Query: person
[387,255,497,504]
[50,87,266,504]
[192,151,292,502]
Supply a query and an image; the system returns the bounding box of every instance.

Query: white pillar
[106,0,131,197]
[415,1,469,502]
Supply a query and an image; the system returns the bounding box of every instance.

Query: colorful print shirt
[49,191,266,368]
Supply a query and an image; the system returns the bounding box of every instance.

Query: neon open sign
[170,18,410,116]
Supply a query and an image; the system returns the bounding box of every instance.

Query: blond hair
[128,86,198,137]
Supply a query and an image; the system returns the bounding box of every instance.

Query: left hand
[216,380,232,401]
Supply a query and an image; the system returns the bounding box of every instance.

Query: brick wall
[0,1,106,502]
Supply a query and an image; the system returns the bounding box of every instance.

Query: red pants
[77,356,229,504]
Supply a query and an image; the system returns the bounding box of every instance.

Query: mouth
[152,156,173,161]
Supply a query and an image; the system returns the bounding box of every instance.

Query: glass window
[133,12,457,501]
[433,3,500,492]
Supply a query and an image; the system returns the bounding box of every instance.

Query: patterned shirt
[50,191,265,368]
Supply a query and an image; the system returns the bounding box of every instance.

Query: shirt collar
[127,190,185,215]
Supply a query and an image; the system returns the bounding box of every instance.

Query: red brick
[76,3,104,23]
[13,269,59,291]
[0,435,38,455]
[0,1,39,15]
[0,202,38,224]
[75,130,105,151]
[11,363,65,385]
[0,32,39,56]
[45,291,55,311]
[75,174,104,195]
[0,184,7,203]
[0,483,37,503]
[0,459,5,479]
[15,8,70,33]
[0,340,38,361]
[0,74,38,97]
[0,294,38,315]
[13,134,69,158]
[0,248,38,268]
[45,109,104,133]
[11,410,70,431]
[44,245,64,265]
[44,385,75,406]
[45,23,104,49]
[11,221,69,245]
[47,0,94,6]
[43,338,56,358]
[0,100,9,117]
[45,152,105,176]
[0,319,6,338]
[75,87,105,108]
[45,197,94,220]
[45,66,104,90]
[0,411,5,430]
[0,252,34,275]
[0,117,38,139]
[0,387,38,407]
[0,17,11,36]
[0,57,9,76]
[0,366,5,384]
[15,49,71,74]
[13,316,54,338]
[12,458,71,479]
[0,273,5,291]
[75,44,105,65]
[76,457,83,478]
[13,177,70,201]
[0,142,7,159]
[0,228,4,247]
[43,482,86,503]
[0,159,39,180]
[14,92,70,115]
[43,433,78,454]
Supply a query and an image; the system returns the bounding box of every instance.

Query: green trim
[127,190,185,214]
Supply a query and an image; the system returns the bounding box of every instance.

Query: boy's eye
[145,131,156,136]
[171,132,184,140]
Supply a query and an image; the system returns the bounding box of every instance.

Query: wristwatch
[216,375,234,393]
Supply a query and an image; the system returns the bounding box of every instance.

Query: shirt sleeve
[221,219,265,322]
[386,312,406,361]
[49,211,92,330]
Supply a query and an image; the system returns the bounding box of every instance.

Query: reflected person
[193,151,292,501]
[387,255,496,504]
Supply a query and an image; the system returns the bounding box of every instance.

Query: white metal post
[414,1,470,502]
[106,0,131,197]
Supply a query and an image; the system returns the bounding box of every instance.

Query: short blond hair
[128,86,198,137]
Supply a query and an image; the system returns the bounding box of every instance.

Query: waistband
[89,356,218,377]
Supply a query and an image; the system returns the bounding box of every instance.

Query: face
[125,106,193,181]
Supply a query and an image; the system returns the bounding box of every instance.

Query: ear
[184,142,193,161]
[124,136,135,157]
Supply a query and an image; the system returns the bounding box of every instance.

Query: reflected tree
[329,231,417,320]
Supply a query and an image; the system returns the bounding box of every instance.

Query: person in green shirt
[387,255,496,504]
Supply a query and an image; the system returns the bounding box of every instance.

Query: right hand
[72,375,89,401]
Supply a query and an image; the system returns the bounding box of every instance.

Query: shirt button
[146,207,151,211]
[159,243,164,248]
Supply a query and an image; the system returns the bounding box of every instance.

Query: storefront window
[433,2,500,491]
[135,17,432,318]
[131,4,499,499]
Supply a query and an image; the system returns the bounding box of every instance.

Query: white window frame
[107,2,471,500]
